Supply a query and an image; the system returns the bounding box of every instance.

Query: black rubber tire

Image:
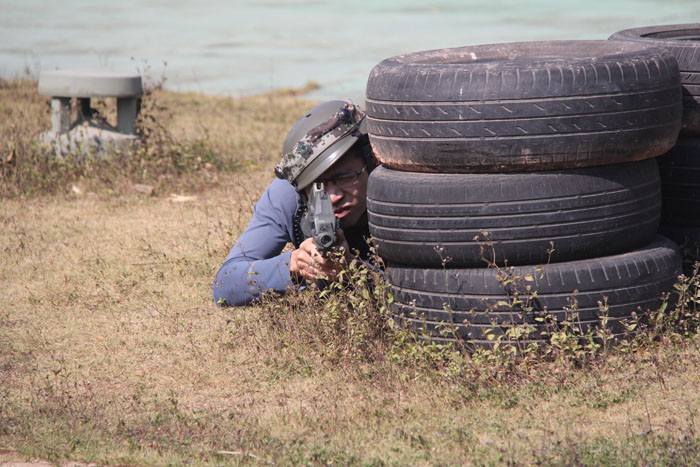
[657,137,700,226]
[366,40,682,173]
[387,236,681,346]
[609,24,700,135]
[367,160,661,267]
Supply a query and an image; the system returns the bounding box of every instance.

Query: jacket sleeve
[212,179,300,306]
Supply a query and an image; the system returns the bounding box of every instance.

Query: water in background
[1,0,698,102]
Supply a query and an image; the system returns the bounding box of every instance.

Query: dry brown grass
[0,77,313,197]
[2,79,700,465]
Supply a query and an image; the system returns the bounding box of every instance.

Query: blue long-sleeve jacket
[213,178,301,306]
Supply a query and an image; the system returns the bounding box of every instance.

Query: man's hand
[290,229,351,283]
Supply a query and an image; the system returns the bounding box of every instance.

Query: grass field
[2,78,700,466]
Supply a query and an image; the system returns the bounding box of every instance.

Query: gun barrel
[301,182,338,254]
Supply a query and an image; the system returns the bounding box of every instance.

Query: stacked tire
[365,40,684,348]
[610,24,700,270]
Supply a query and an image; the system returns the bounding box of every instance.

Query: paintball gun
[300,182,339,256]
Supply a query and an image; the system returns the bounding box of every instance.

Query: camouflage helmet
[275,99,367,190]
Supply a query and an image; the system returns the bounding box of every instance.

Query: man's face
[305,149,369,230]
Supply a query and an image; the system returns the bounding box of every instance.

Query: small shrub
[259,251,393,363]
